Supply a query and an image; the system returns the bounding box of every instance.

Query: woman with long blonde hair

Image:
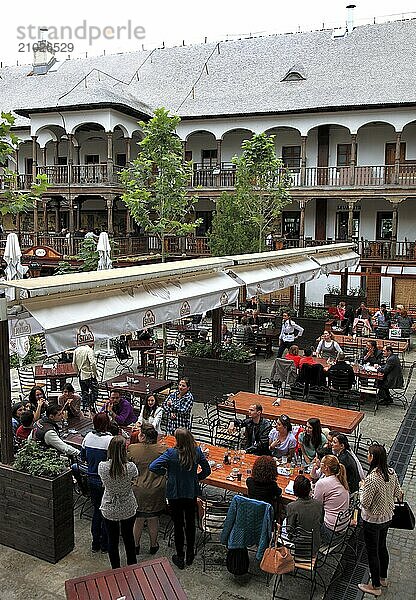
[98,436,138,569]
[149,428,211,570]
[313,454,349,539]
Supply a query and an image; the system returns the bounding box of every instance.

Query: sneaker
[358,583,382,597]
[172,554,185,570]
[149,543,159,555]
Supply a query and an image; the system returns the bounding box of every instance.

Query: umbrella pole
[0,298,14,464]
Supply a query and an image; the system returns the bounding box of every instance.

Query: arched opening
[221,128,254,164]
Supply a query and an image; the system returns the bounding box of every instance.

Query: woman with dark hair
[149,428,211,570]
[360,340,383,366]
[286,475,323,555]
[162,378,194,434]
[138,394,163,433]
[277,311,304,358]
[358,445,403,597]
[246,455,282,517]
[128,423,166,554]
[284,344,301,369]
[27,386,47,413]
[81,412,112,553]
[313,455,349,539]
[268,415,297,462]
[331,433,361,493]
[12,402,25,436]
[298,418,327,463]
[316,331,342,360]
[98,436,138,568]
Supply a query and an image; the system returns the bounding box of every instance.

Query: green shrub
[13,441,69,478]
[183,342,252,363]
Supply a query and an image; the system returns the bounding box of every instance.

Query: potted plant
[324,284,366,310]
[0,441,74,563]
[178,342,256,404]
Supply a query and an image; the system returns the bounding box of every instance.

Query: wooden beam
[0,298,14,464]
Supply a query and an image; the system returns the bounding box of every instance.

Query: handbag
[260,526,295,575]
[390,500,415,530]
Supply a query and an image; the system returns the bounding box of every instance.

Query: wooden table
[128,339,157,370]
[102,374,172,398]
[35,363,77,391]
[65,557,187,600]
[229,391,364,434]
[314,357,383,380]
[333,334,409,352]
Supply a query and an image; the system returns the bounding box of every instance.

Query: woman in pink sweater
[313,455,349,540]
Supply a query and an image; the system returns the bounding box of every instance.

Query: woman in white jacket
[138,394,164,434]
[277,311,304,358]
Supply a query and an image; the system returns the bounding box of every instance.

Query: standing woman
[162,378,194,435]
[138,394,164,434]
[149,428,211,570]
[128,424,166,555]
[277,311,304,358]
[316,331,342,360]
[98,436,138,569]
[358,445,403,597]
[298,418,327,464]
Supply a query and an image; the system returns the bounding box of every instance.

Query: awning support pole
[0,298,14,464]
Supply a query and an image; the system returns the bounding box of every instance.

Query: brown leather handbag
[260,526,295,575]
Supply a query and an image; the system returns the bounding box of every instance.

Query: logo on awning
[143,309,156,327]
[220,292,229,306]
[77,325,94,345]
[13,319,32,337]
[180,301,191,317]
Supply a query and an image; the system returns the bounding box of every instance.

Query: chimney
[346,4,356,34]
[32,27,56,75]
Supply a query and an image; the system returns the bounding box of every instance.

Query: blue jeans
[89,477,108,551]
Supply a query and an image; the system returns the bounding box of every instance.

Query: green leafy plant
[326,284,341,295]
[9,335,43,367]
[183,341,252,363]
[302,306,328,319]
[13,441,68,478]
[348,286,366,297]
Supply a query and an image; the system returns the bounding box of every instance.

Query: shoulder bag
[390,500,415,530]
[260,525,295,575]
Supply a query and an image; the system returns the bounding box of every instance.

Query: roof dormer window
[281,64,306,82]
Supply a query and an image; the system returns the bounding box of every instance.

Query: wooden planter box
[0,465,74,563]
[324,294,367,310]
[178,355,256,404]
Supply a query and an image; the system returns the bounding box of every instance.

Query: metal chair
[95,354,108,383]
[258,377,278,397]
[190,416,213,445]
[389,361,415,409]
[17,366,45,399]
[111,337,134,374]
[196,499,230,572]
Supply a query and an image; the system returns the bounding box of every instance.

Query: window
[281,64,306,82]
[376,212,393,240]
[85,154,99,164]
[201,149,217,167]
[337,144,351,167]
[25,158,33,174]
[282,211,300,238]
[57,156,67,165]
[282,146,301,171]
[115,153,126,167]
[185,150,193,162]
[336,211,360,240]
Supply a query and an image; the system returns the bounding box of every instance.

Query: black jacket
[327,361,355,389]
[378,354,404,389]
[234,416,272,455]
[338,449,360,493]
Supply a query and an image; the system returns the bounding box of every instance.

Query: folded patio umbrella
[97,231,112,271]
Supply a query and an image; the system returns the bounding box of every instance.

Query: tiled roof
[1,18,416,127]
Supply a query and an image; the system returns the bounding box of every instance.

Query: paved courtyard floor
[1,350,415,599]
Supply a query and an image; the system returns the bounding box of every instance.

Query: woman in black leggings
[149,428,211,569]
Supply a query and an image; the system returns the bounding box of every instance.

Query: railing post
[300,135,307,186]
[106,131,114,182]
[349,133,357,185]
[106,197,114,236]
[394,131,402,184]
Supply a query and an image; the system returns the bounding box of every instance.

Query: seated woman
[128,424,167,555]
[286,475,323,556]
[372,304,391,329]
[27,386,47,413]
[58,383,82,418]
[360,340,383,366]
[138,394,163,434]
[284,345,301,369]
[335,302,346,327]
[268,415,297,463]
[313,455,349,540]
[298,418,327,464]
[298,347,316,368]
[353,302,372,334]
[316,331,342,360]
[396,309,413,337]
[330,433,361,493]
[246,455,282,519]
[11,402,24,437]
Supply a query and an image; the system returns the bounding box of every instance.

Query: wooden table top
[102,374,171,396]
[129,339,157,351]
[230,391,364,434]
[65,557,187,600]
[35,363,77,379]
[313,357,383,380]
[333,334,409,352]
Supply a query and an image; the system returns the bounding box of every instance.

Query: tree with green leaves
[0,111,49,219]
[121,107,201,262]
[209,132,291,255]
[55,237,99,274]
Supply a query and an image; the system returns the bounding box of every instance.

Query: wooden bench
[65,557,188,600]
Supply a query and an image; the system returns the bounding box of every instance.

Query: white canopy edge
[21,270,240,355]
[311,250,360,275]
[229,256,320,298]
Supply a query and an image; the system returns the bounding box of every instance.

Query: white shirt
[72,345,97,380]
[279,319,304,342]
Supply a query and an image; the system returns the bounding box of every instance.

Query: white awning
[229,257,321,297]
[21,271,240,354]
[311,250,360,275]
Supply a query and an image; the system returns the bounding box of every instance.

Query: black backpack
[226,548,249,576]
